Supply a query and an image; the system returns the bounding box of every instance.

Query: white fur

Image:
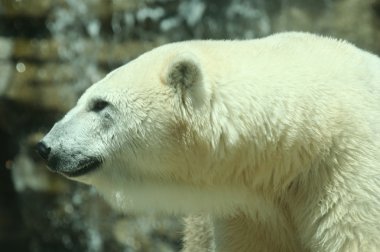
[60,32,380,251]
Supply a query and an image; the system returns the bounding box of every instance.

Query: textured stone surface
[0,0,140,17]
[0,62,11,95]
[0,37,13,59]
[272,0,380,54]
[10,38,160,64]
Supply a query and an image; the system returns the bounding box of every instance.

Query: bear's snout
[36,141,51,161]
[36,138,102,177]
[36,141,60,172]
[36,140,63,172]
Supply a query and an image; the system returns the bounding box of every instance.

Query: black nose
[36,141,51,161]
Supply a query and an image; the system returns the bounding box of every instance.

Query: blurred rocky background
[0,0,379,251]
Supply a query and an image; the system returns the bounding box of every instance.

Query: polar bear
[37,32,380,251]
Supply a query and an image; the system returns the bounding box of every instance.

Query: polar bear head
[37,45,244,212]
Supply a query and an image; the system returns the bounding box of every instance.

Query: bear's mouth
[60,158,102,177]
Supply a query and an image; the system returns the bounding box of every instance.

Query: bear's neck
[200,85,366,195]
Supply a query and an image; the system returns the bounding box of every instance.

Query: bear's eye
[91,99,109,112]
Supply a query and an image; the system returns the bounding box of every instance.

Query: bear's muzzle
[36,141,102,177]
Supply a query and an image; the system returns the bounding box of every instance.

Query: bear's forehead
[78,42,205,105]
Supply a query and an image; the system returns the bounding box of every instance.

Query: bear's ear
[164,53,203,91]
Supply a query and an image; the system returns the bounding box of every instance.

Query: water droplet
[16,62,26,73]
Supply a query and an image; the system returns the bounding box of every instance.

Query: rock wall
[0,0,379,251]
